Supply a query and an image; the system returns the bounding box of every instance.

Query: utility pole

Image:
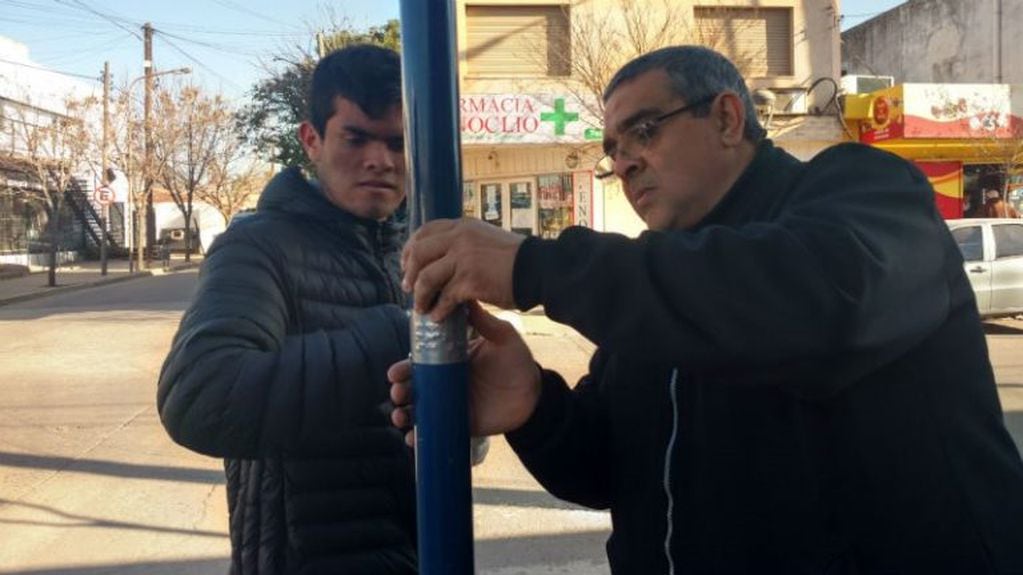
[143,21,155,267]
[100,61,110,275]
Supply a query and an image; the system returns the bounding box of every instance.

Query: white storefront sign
[460,94,603,144]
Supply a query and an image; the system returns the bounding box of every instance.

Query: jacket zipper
[663,368,680,575]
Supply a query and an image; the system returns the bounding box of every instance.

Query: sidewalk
[0,253,598,373]
[0,254,202,307]
[495,308,597,384]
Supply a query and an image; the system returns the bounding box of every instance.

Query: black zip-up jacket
[508,141,1023,574]
[158,167,416,574]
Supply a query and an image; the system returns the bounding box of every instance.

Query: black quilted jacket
[158,167,416,574]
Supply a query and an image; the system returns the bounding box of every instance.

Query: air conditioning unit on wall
[840,74,895,94]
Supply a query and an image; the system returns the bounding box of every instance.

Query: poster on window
[481,183,502,226]
[462,181,478,218]
[510,182,534,234]
[537,174,574,238]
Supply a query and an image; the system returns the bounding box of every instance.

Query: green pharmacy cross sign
[541,98,579,135]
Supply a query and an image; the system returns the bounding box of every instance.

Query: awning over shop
[844,83,1023,164]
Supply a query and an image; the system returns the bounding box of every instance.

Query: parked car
[946,218,1023,318]
[158,226,201,254]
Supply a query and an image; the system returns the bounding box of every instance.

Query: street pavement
[0,257,200,308]
[1,260,1022,574]
[0,262,612,574]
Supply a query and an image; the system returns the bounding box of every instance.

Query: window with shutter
[694,7,793,77]
[465,5,571,77]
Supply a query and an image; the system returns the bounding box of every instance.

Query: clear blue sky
[0,0,400,102]
[841,0,907,30]
[1,0,903,104]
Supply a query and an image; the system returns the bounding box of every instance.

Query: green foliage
[322,19,400,53]
[238,19,401,168]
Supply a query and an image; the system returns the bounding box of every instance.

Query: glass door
[509,181,535,236]
[479,179,538,235]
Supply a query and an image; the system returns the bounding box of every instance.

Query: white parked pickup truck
[947,218,1023,318]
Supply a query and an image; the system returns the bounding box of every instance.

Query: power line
[152,24,307,38]
[841,11,886,18]
[0,56,100,81]
[210,0,283,26]
[52,0,142,40]
[154,28,264,58]
[153,29,246,93]
[40,32,135,65]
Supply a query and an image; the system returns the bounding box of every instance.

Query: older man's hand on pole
[401,218,525,322]
[389,301,542,446]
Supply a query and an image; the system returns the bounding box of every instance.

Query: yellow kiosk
[844,83,1023,219]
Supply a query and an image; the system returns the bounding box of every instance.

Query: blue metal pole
[399,2,474,574]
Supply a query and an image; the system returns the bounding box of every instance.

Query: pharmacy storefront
[458,93,608,237]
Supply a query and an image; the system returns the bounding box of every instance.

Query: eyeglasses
[594,94,717,180]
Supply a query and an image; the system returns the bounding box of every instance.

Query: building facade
[842,0,1023,218]
[842,0,1023,85]
[453,0,844,236]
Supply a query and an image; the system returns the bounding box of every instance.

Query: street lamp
[122,67,190,271]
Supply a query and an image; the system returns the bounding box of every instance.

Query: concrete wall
[0,250,79,269]
[153,201,226,254]
[842,0,1021,84]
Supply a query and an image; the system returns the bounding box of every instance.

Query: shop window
[538,173,573,238]
[465,5,571,77]
[993,224,1023,259]
[694,6,793,77]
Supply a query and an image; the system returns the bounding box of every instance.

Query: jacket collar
[257,166,405,251]
[692,138,802,230]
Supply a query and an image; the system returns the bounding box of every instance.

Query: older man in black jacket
[159,45,416,574]
[391,46,1023,574]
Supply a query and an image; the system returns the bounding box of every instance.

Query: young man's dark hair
[308,44,402,136]
[159,44,418,574]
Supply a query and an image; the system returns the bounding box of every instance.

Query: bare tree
[560,0,690,120]
[983,126,1023,209]
[106,85,148,269]
[0,95,97,286]
[198,155,269,226]
[152,84,237,261]
[928,85,1023,214]
[516,0,761,121]
[498,0,764,175]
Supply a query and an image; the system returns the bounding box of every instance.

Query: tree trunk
[46,208,59,287]
[136,207,147,270]
[183,211,192,262]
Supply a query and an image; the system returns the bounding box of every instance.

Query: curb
[0,262,200,308]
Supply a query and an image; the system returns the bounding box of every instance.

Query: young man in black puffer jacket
[158,45,417,574]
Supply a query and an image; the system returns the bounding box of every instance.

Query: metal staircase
[64,178,128,257]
